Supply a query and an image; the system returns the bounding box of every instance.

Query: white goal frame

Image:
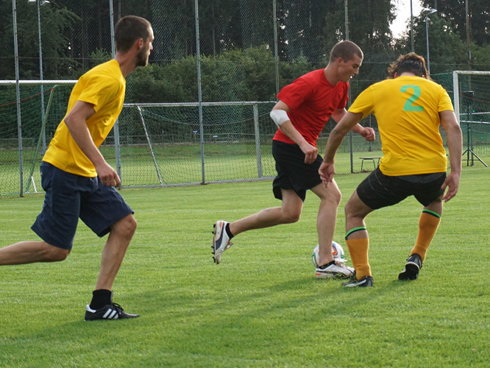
[452,70,490,124]
[451,71,490,168]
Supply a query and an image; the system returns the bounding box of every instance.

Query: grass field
[0,165,489,367]
[0,145,382,195]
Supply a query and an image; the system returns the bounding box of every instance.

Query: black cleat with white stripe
[84,303,139,321]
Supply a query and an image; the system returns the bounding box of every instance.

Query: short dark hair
[387,52,429,79]
[115,15,151,53]
[329,40,363,62]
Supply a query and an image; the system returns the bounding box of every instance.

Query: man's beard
[136,47,149,67]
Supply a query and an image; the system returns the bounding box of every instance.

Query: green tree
[422,0,489,47]
[0,0,79,80]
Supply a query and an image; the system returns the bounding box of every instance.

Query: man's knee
[282,210,301,224]
[345,194,371,220]
[112,215,137,238]
[315,183,342,206]
[344,200,359,220]
[42,243,69,262]
[329,189,342,206]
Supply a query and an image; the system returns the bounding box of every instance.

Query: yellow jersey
[43,59,126,177]
[349,76,454,176]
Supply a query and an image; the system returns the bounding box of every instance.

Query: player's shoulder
[82,60,121,81]
[296,69,325,84]
[79,60,123,89]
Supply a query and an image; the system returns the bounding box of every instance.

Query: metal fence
[2,1,489,196]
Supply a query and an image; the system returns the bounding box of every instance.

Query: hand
[441,172,460,202]
[361,127,376,142]
[96,161,121,188]
[299,141,318,164]
[318,161,335,185]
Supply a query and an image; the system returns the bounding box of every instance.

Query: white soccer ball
[311,241,346,267]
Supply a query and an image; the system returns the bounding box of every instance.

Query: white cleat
[315,262,354,279]
[212,220,232,264]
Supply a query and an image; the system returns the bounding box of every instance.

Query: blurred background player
[212,40,375,279]
[0,16,154,319]
[319,52,462,287]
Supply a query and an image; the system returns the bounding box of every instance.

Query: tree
[0,0,79,80]
[422,0,489,47]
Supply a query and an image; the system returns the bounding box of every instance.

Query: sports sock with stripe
[410,209,441,261]
[345,227,371,279]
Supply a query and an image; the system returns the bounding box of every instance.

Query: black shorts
[31,162,134,250]
[271,140,323,201]
[356,167,446,210]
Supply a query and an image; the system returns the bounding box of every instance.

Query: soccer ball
[311,241,346,267]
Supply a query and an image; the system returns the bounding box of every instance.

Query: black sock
[225,223,234,239]
[89,289,112,309]
[319,260,336,269]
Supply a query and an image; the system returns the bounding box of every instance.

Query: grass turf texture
[0,166,488,367]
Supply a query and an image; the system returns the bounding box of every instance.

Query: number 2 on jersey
[401,85,424,112]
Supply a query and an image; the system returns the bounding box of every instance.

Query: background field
[0,165,488,368]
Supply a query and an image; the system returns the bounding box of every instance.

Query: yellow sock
[410,210,441,261]
[345,233,371,279]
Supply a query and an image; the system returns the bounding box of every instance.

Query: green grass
[2,139,490,192]
[0,166,489,367]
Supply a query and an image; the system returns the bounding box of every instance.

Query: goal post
[452,71,490,167]
[452,71,490,123]
[120,101,277,187]
[0,80,76,196]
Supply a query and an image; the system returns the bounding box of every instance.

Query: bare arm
[271,100,318,164]
[439,110,463,201]
[318,111,363,184]
[64,100,121,187]
[331,108,375,141]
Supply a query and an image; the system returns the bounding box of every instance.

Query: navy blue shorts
[356,167,446,210]
[272,140,323,202]
[31,162,134,250]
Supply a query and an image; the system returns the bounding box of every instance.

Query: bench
[360,156,381,171]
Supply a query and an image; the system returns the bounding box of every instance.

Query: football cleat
[342,275,374,288]
[398,253,423,280]
[212,220,233,264]
[315,261,354,279]
[84,303,139,321]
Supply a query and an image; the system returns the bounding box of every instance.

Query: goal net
[0,80,76,196]
[0,80,278,196]
[116,101,278,187]
[452,71,490,167]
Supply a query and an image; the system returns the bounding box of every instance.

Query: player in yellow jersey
[319,53,462,287]
[0,16,154,319]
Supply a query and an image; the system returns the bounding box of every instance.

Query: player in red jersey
[212,40,375,278]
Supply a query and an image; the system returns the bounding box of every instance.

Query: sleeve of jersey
[277,78,312,110]
[348,87,374,118]
[77,74,118,113]
[438,87,454,112]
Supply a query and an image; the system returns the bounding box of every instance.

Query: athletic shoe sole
[315,271,353,279]
[342,276,374,287]
[212,220,231,264]
[398,254,422,280]
[398,263,420,280]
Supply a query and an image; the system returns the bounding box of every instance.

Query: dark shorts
[272,140,323,202]
[356,167,446,210]
[31,162,134,250]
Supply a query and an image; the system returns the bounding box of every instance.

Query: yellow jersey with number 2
[43,59,126,177]
[349,75,454,176]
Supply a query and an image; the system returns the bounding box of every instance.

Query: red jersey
[273,69,349,146]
